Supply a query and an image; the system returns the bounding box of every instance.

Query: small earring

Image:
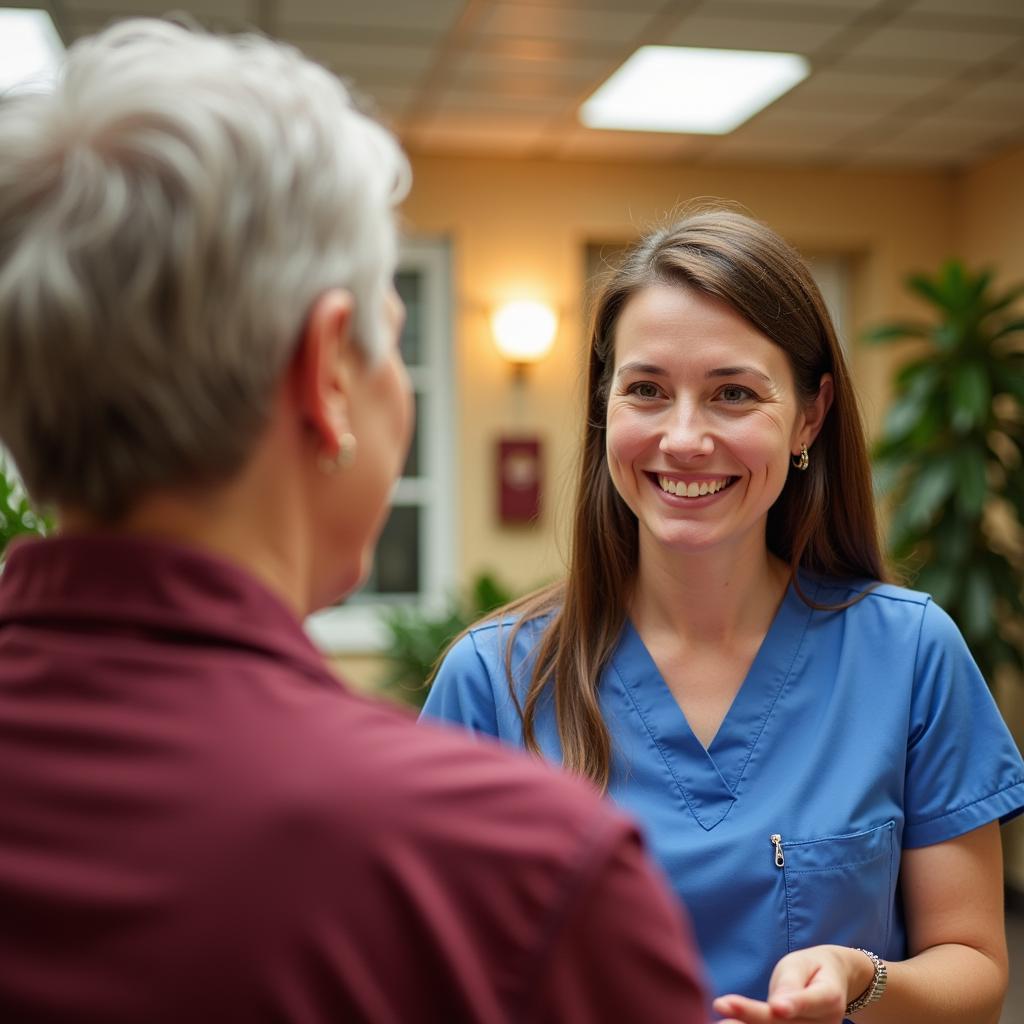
[792,443,809,471]
[337,432,357,467]
[317,431,357,474]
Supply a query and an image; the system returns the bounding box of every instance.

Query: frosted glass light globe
[491,301,558,364]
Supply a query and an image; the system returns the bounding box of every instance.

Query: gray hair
[0,18,410,519]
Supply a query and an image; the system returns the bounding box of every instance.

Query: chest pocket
[779,821,897,955]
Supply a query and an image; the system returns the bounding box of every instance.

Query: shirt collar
[0,533,335,684]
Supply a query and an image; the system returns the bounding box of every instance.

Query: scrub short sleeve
[421,630,502,737]
[903,599,1024,848]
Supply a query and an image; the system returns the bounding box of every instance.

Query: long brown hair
[462,210,884,790]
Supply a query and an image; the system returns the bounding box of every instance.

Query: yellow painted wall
[960,144,1024,283]
[959,142,1024,890]
[400,154,958,591]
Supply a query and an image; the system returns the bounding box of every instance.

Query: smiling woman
[605,283,831,563]
[423,210,1024,1024]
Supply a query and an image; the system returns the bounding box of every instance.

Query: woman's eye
[628,381,662,400]
[718,384,755,403]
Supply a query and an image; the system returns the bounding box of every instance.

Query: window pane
[363,505,421,596]
[395,270,422,365]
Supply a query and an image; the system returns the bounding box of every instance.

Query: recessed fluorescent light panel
[0,9,64,95]
[580,45,810,135]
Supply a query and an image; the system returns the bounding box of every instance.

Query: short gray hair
[0,18,410,519]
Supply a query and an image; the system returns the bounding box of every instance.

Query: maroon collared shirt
[0,535,706,1023]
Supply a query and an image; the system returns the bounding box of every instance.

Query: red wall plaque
[497,438,541,524]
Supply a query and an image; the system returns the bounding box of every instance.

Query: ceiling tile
[782,90,917,119]
[877,113,1017,151]
[514,0,667,9]
[474,3,655,44]
[844,25,1014,64]
[47,0,1024,171]
[731,106,883,144]
[281,38,437,84]
[552,127,702,161]
[452,35,613,63]
[824,53,967,82]
[702,0,891,16]
[850,137,983,168]
[907,0,1024,20]
[956,75,1024,108]
[942,85,1024,126]
[278,0,463,34]
[58,0,251,19]
[790,67,951,100]
[442,68,586,101]
[661,14,847,54]
[779,72,951,120]
[704,135,842,165]
[450,50,616,85]
[58,4,254,40]
[430,89,574,117]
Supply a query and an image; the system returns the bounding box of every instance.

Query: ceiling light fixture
[0,8,64,95]
[580,45,810,135]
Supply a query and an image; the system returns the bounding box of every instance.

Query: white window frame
[305,237,456,653]
[806,252,850,348]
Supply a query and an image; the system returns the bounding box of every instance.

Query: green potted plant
[379,572,514,708]
[0,455,50,561]
[866,260,1024,684]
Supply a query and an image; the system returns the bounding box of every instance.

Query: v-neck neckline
[609,574,819,831]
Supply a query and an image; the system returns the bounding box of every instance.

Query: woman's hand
[712,944,871,1023]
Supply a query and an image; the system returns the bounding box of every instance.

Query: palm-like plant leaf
[865,261,1024,686]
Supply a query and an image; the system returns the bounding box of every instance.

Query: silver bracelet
[844,948,887,1016]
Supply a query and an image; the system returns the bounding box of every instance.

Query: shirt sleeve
[420,630,502,737]
[528,823,709,1024]
[903,599,1024,848]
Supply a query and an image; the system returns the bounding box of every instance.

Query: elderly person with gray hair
[0,19,708,1024]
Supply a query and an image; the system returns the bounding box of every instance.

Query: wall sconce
[490,299,556,525]
[491,300,558,376]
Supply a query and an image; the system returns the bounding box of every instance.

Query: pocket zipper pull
[770,833,785,868]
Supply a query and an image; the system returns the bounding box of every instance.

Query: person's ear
[290,288,358,456]
[798,372,834,450]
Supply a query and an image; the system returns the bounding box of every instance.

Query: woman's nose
[659,403,714,460]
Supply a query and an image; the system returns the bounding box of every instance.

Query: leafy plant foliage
[0,455,50,560]
[867,260,1024,683]
[380,572,514,708]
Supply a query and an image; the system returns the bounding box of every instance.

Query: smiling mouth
[655,475,736,498]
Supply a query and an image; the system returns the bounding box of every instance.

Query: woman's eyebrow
[615,361,668,379]
[707,366,773,385]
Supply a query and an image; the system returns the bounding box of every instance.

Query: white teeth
[657,476,729,498]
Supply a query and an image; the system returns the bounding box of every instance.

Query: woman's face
[605,283,815,562]
[333,286,413,596]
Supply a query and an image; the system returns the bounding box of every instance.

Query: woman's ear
[800,373,834,448]
[290,288,357,452]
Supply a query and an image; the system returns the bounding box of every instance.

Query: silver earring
[317,432,357,474]
[792,443,809,471]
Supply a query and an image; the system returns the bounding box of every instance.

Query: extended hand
[712,945,860,1023]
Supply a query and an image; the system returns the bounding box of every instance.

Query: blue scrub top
[422,575,1024,1005]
